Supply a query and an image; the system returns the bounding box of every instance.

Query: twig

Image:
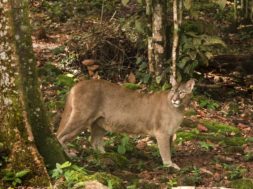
[110,11,117,22]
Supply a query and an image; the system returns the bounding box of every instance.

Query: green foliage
[167,178,177,188]
[135,56,151,84]
[201,120,240,135]
[117,135,133,154]
[199,141,214,151]
[244,152,253,162]
[198,96,220,110]
[52,161,73,179]
[176,129,199,144]
[42,0,120,21]
[56,74,75,88]
[230,179,253,189]
[38,63,62,81]
[227,166,246,180]
[51,46,65,55]
[121,0,130,6]
[92,172,123,189]
[52,161,91,188]
[2,169,30,186]
[181,166,202,185]
[178,32,226,78]
[123,83,141,90]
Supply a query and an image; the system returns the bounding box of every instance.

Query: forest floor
[30,2,253,189]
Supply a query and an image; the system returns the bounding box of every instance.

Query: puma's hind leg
[57,109,92,157]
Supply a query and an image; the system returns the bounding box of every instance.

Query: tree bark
[0,0,66,186]
[171,0,179,79]
[146,0,167,81]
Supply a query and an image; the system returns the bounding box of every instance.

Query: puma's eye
[171,89,176,92]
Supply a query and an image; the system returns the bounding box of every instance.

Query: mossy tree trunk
[146,0,168,81]
[0,0,67,186]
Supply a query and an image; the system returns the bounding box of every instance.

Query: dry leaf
[128,72,136,84]
[197,123,208,132]
[82,59,96,66]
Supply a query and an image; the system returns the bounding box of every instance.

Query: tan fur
[57,78,195,169]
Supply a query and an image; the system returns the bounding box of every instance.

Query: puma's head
[168,76,195,108]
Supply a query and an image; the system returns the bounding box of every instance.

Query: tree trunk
[0,0,66,186]
[146,0,167,81]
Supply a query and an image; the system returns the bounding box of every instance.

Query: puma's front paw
[163,162,180,170]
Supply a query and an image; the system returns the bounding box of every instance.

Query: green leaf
[143,74,150,84]
[56,74,75,87]
[117,145,126,154]
[121,135,129,146]
[203,36,226,47]
[137,0,143,4]
[198,52,209,65]
[187,50,197,60]
[136,57,143,64]
[135,19,145,33]
[178,57,190,69]
[121,0,129,6]
[213,0,226,10]
[60,161,72,169]
[184,0,192,10]
[15,169,30,178]
[14,178,22,184]
[205,52,213,59]
[123,83,141,90]
[156,76,162,84]
[162,82,170,91]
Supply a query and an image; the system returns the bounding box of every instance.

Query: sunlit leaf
[117,145,126,154]
[60,161,72,169]
[121,0,129,6]
[212,0,226,10]
[135,19,145,33]
[203,36,226,47]
[156,76,162,84]
[15,169,30,178]
[184,0,192,10]
[178,57,191,69]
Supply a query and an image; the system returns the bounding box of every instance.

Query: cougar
[57,77,195,170]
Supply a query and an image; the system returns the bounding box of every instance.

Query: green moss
[223,137,246,146]
[200,120,240,135]
[176,129,199,142]
[176,128,246,147]
[91,172,124,189]
[225,146,244,153]
[230,179,253,189]
[98,152,129,168]
[37,63,62,78]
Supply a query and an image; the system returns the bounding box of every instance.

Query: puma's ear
[170,76,177,87]
[185,79,195,91]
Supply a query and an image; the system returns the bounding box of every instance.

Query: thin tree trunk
[146,0,155,74]
[0,0,66,186]
[152,0,167,79]
[172,0,179,79]
[146,0,167,81]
